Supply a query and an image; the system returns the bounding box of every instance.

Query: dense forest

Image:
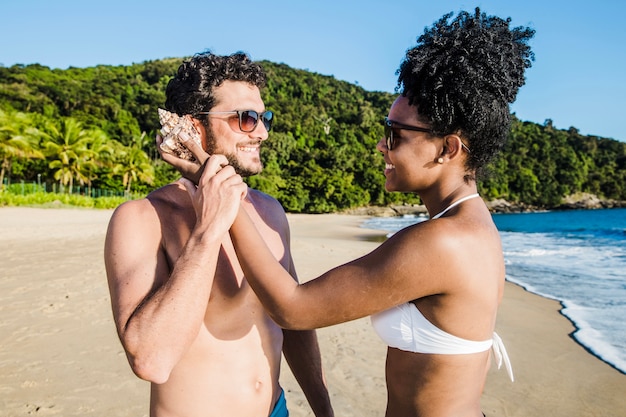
[0,58,625,213]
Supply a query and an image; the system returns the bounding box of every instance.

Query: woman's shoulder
[391,210,501,273]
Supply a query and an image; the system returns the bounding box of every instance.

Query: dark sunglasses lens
[239,111,259,132]
[262,111,273,131]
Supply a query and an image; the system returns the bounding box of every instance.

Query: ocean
[361,207,626,374]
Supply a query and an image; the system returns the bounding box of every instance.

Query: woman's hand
[156,133,211,186]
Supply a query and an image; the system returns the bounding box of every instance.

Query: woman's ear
[442,134,465,159]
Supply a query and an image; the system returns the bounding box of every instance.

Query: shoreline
[506,276,626,376]
[0,207,624,416]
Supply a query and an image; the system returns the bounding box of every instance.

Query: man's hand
[180,155,247,238]
[156,133,211,185]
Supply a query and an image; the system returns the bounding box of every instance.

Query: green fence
[1,179,143,209]
[2,179,135,198]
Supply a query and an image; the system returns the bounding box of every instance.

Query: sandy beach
[0,207,624,417]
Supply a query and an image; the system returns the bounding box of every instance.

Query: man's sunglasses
[383,117,432,151]
[196,110,274,132]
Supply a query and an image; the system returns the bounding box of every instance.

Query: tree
[111,132,154,194]
[40,117,99,193]
[0,109,43,189]
[82,128,116,195]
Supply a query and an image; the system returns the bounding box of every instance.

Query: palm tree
[40,117,98,194]
[112,132,154,194]
[0,109,44,189]
[83,129,115,196]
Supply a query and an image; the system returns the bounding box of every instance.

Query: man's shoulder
[146,182,189,208]
[246,188,284,212]
[246,188,289,231]
[112,182,188,222]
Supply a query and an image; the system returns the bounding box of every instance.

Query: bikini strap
[431,193,480,219]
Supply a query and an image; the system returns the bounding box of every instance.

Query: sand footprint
[23,403,59,415]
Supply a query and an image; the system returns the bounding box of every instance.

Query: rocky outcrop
[556,193,626,210]
[342,204,427,217]
[485,199,538,213]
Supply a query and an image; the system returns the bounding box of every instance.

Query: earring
[437,157,444,164]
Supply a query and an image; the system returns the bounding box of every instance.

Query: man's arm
[281,247,334,417]
[104,198,221,384]
[104,156,245,384]
[283,328,334,417]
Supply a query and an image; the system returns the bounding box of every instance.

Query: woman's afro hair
[396,8,535,176]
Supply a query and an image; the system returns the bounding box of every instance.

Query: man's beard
[204,132,263,177]
[223,152,263,177]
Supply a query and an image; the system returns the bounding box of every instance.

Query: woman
[167,9,534,417]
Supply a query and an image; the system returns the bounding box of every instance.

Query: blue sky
[1,0,624,142]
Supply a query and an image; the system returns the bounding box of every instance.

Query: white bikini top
[370,303,514,380]
[370,194,514,381]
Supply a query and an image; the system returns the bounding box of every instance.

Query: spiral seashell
[158,108,202,161]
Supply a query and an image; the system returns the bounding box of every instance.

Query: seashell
[158,108,202,161]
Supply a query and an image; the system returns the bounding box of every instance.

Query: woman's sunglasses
[383,117,432,150]
[383,118,471,153]
[197,110,274,132]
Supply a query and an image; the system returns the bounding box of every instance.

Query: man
[104,52,334,417]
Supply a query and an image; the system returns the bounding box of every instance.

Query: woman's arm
[158,127,448,329]
[230,208,444,329]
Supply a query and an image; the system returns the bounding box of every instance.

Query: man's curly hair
[165,51,266,117]
[396,8,534,178]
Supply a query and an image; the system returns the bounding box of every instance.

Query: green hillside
[1,58,624,212]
